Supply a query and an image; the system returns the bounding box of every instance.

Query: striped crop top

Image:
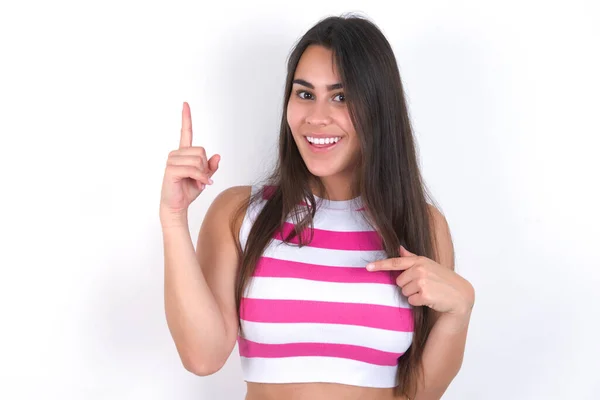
[237,185,414,388]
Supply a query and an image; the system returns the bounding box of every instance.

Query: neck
[310,173,360,201]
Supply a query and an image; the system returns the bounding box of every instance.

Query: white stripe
[289,206,376,232]
[240,320,413,354]
[239,355,398,388]
[263,239,388,268]
[243,277,411,308]
[239,196,265,252]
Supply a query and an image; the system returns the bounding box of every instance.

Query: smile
[305,136,342,153]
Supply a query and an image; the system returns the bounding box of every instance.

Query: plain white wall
[0,0,598,399]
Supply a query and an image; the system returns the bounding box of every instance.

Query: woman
[160,14,475,400]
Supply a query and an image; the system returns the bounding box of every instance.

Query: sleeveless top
[237,185,414,388]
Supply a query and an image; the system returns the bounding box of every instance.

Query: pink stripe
[262,185,277,200]
[274,222,383,251]
[240,298,413,332]
[238,337,403,366]
[255,256,395,285]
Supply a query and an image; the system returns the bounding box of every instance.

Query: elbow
[170,330,232,376]
[181,353,225,376]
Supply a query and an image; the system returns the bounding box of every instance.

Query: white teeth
[307,136,341,145]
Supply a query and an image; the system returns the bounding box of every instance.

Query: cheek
[332,109,357,143]
[286,101,302,131]
[336,110,360,158]
[338,109,355,133]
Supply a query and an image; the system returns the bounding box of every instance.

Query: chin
[304,162,342,178]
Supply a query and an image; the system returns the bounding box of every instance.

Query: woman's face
[287,45,360,182]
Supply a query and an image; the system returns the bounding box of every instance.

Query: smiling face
[286,45,361,190]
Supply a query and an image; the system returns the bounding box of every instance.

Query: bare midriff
[244,382,408,400]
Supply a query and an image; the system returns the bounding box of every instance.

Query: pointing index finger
[180,101,193,148]
[366,256,417,271]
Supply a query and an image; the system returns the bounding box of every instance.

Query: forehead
[294,45,340,80]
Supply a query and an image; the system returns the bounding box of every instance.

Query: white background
[0,1,598,399]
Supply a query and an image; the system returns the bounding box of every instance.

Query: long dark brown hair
[231,13,441,398]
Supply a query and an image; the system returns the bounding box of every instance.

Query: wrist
[435,310,472,332]
[160,207,189,229]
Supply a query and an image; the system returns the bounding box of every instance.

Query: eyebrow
[292,79,343,91]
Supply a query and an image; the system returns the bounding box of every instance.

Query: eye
[295,90,313,100]
[333,93,345,102]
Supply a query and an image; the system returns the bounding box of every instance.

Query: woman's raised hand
[160,102,220,220]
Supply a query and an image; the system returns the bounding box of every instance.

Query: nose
[305,101,333,126]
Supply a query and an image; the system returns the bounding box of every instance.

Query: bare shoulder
[211,185,252,210]
[206,185,252,239]
[427,204,455,270]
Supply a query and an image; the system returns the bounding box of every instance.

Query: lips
[304,136,342,153]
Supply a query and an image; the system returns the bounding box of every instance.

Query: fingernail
[208,178,214,184]
[201,184,206,190]
[366,263,374,271]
